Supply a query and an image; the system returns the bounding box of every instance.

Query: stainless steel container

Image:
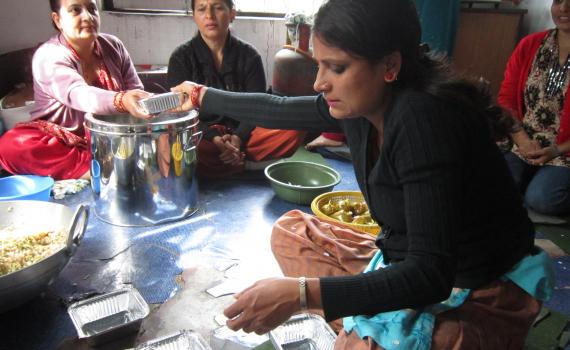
[85,111,201,226]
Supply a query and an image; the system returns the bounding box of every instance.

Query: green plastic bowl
[264,161,341,205]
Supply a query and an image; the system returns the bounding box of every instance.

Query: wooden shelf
[452,6,527,99]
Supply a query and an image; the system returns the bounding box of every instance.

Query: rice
[0,226,66,276]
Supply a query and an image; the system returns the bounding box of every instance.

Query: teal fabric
[343,248,554,350]
[502,249,555,302]
[415,0,460,55]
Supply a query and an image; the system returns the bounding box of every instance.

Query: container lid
[84,109,198,135]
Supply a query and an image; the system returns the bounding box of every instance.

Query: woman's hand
[514,137,540,159]
[213,134,245,166]
[526,145,561,166]
[171,81,207,112]
[224,277,300,335]
[122,89,152,119]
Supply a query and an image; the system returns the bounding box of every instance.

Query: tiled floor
[0,152,568,349]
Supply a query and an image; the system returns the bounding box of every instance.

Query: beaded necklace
[546,48,570,98]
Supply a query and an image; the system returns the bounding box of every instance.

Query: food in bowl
[319,198,376,225]
[311,191,381,236]
[0,225,66,276]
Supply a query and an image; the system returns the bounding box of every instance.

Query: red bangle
[119,91,126,113]
[190,84,204,109]
[113,91,127,113]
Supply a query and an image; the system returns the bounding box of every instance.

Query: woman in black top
[173,0,552,348]
[167,0,305,178]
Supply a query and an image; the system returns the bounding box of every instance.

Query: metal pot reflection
[112,136,136,188]
[85,111,201,226]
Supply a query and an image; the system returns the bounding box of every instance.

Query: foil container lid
[67,286,149,344]
[139,92,182,114]
[136,330,212,350]
[269,313,336,350]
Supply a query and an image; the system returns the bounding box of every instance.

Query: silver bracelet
[511,122,523,133]
[299,276,308,311]
[553,145,563,158]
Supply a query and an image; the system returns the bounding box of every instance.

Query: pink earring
[385,72,397,83]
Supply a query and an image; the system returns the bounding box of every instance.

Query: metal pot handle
[183,130,203,152]
[65,205,89,251]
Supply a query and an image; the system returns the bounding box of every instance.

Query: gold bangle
[299,276,308,311]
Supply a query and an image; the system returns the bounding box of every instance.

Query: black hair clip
[419,43,430,57]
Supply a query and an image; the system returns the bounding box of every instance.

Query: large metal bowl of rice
[0,201,88,313]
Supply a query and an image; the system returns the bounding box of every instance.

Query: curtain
[415,0,460,56]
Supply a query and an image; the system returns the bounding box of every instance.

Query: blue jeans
[505,152,570,215]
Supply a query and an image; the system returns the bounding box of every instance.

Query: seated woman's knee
[525,185,570,215]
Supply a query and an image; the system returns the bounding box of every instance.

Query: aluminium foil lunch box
[269,313,336,350]
[138,92,182,114]
[67,286,150,346]
[136,329,212,350]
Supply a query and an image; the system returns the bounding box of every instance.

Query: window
[235,0,323,15]
[102,0,325,17]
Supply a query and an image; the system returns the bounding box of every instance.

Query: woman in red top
[498,0,570,215]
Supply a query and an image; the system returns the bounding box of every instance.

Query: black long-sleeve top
[201,88,534,321]
[167,32,266,143]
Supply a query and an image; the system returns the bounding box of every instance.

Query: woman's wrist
[199,86,208,108]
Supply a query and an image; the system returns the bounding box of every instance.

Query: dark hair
[313,0,515,140]
[191,0,234,11]
[49,0,61,31]
[49,0,60,12]
[314,0,421,84]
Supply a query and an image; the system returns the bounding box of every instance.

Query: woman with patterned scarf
[0,0,150,180]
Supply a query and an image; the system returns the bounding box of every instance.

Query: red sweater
[497,30,570,146]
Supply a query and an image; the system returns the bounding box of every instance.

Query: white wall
[100,12,288,84]
[518,0,554,35]
[492,0,552,36]
[0,0,553,86]
[0,0,54,53]
[0,1,287,85]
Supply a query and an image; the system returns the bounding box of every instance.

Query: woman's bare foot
[305,134,345,150]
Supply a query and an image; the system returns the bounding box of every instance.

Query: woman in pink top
[0,0,150,179]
